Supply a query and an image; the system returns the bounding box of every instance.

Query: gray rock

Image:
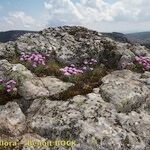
[100,70,150,112]
[0,26,150,150]
[0,60,73,101]
[18,79,49,100]
[21,133,49,150]
[41,76,74,98]
[138,71,150,89]
[0,26,149,68]
[0,102,26,136]
[26,92,149,150]
[117,111,150,149]
[0,60,49,100]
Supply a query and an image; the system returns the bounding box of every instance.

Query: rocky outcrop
[0,102,26,136]
[26,90,150,150]
[0,26,150,69]
[0,64,149,149]
[0,59,74,111]
[100,70,150,112]
[0,60,73,100]
[40,76,73,98]
[0,26,149,150]
[27,94,121,149]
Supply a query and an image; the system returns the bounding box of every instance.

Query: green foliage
[58,66,110,100]
[101,40,117,51]
[10,54,112,101]
[132,63,145,73]
[0,84,5,92]
[68,27,88,36]
[0,83,20,105]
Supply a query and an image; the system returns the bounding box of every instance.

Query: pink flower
[64,66,69,70]
[32,63,37,67]
[20,57,24,61]
[72,68,77,71]
[64,72,71,76]
[34,57,39,62]
[135,56,150,70]
[7,89,11,92]
[8,80,16,84]
[68,67,74,70]
[6,85,11,89]
[37,54,42,58]
[73,71,78,74]
[27,58,32,61]
[68,70,74,74]
[19,52,46,67]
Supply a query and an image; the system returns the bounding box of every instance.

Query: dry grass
[57,67,112,100]
[101,40,117,51]
[0,91,21,105]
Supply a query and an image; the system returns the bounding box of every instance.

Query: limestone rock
[0,26,150,69]
[0,60,73,101]
[117,111,150,149]
[0,102,26,136]
[41,76,74,98]
[19,79,49,100]
[26,93,149,150]
[100,70,150,112]
[0,26,150,150]
[21,133,49,150]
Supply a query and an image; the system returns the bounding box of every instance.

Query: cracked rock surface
[0,26,150,69]
[0,102,26,137]
[0,26,150,150]
[100,70,150,112]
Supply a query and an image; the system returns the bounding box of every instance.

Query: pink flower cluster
[135,56,150,70]
[83,58,98,71]
[59,64,84,76]
[0,79,17,93]
[20,52,46,67]
[60,58,98,76]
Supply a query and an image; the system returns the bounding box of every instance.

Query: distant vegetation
[126,32,150,48]
[0,30,150,49]
[0,30,37,43]
[101,32,130,43]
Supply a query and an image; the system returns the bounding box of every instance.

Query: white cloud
[44,0,150,32]
[44,2,52,9]
[1,1,150,32]
[0,11,46,31]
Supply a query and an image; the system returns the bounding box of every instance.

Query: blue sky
[0,0,150,33]
[0,0,44,18]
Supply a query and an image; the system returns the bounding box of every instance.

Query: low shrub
[0,78,19,105]
[59,58,98,76]
[0,78,17,93]
[58,66,111,100]
[134,56,150,72]
[20,52,46,67]
[10,53,112,100]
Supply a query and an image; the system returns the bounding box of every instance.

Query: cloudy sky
[0,0,150,33]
